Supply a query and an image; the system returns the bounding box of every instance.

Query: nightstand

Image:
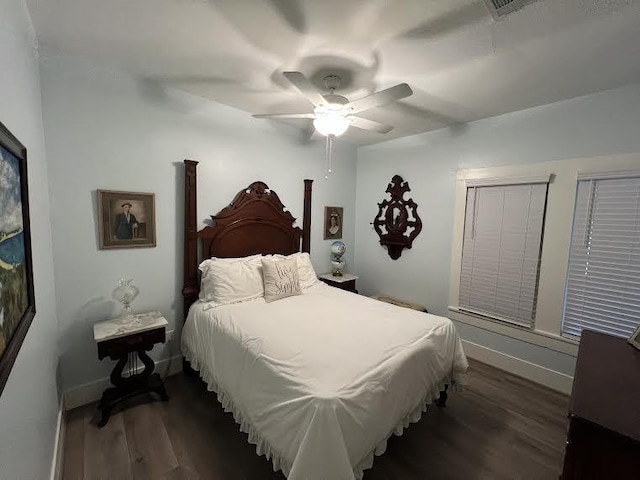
[93,311,169,427]
[318,273,358,293]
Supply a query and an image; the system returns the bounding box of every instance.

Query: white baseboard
[64,355,183,411]
[50,402,65,480]
[462,340,574,395]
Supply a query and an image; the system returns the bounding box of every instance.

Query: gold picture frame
[97,190,156,249]
[324,206,343,240]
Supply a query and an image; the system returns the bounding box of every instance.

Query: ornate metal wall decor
[373,175,422,260]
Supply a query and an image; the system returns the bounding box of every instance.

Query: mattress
[182,282,468,480]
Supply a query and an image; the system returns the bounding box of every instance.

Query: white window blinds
[562,175,640,338]
[459,182,548,327]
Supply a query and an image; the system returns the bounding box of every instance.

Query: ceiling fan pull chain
[325,134,335,180]
[329,134,334,175]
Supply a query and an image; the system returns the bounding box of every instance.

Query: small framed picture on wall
[324,206,343,240]
[97,190,156,249]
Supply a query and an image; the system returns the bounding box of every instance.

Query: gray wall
[0,0,60,478]
[39,54,359,392]
[354,83,640,376]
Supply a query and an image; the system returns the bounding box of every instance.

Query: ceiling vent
[483,0,539,18]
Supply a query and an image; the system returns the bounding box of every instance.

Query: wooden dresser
[561,330,640,479]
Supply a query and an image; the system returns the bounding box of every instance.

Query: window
[458,179,549,327]
[562,173,640,338]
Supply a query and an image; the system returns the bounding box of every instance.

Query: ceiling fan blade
[346,83,413,114]
[283,71,327,107]
[253,113,316,119]
[349,116,394,134]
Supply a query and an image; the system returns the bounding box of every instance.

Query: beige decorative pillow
[261,257,301,303]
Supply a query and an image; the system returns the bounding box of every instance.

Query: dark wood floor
[62,359,569,479]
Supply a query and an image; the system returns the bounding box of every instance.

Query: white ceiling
[26,0,640,146]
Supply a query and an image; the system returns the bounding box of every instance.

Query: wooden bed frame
[179,159,449,406]
[181,159,313,324]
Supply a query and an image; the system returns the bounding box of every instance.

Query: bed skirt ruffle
[183,346,467,480]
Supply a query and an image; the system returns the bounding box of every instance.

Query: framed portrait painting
[324,206,343,240]
[0,121,36,397]
[97,190,156,249]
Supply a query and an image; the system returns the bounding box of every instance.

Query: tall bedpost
[182,160,199,320]
[302,179,313,253]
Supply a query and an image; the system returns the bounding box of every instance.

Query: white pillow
[261,257,301,303]
[199,255,264,304]
[292,252,319,289]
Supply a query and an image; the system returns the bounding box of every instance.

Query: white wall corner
[49,403,65,480]
[63,356,183,410]
[463,340,574,395]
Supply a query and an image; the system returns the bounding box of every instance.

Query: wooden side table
[93,311,169,427]
[318,273,358,293]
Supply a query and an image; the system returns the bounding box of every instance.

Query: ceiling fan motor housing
[323,94,349,106]
[323,74,342,92]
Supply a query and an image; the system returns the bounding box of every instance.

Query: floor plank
[61,407,86,480]
[82,407,133,480]
[62,359,569,479]
[123,401,179,479]
[158,380,228,479]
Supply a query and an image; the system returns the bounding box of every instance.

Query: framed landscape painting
[97,190,156,249]
[0,121,35,397]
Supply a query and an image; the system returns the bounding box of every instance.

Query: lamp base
[331,259,345,277]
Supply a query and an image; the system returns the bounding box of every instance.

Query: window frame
[448,154,640,357]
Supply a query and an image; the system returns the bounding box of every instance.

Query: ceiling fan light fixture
[313,115,349,136]
[253,71,413,137]
[313,106,350,136]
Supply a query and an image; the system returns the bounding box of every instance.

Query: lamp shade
[313,107,350,136]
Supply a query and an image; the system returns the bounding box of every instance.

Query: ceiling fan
[253,71,413,137]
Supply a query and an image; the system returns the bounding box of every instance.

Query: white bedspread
[182,283,468,480]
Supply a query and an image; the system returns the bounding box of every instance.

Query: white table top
[93,311,168,342]
[318,273,358,283]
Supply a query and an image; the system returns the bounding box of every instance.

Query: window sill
[448,306,579,356]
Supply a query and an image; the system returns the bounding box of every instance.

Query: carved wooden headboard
[181,160,313,320]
